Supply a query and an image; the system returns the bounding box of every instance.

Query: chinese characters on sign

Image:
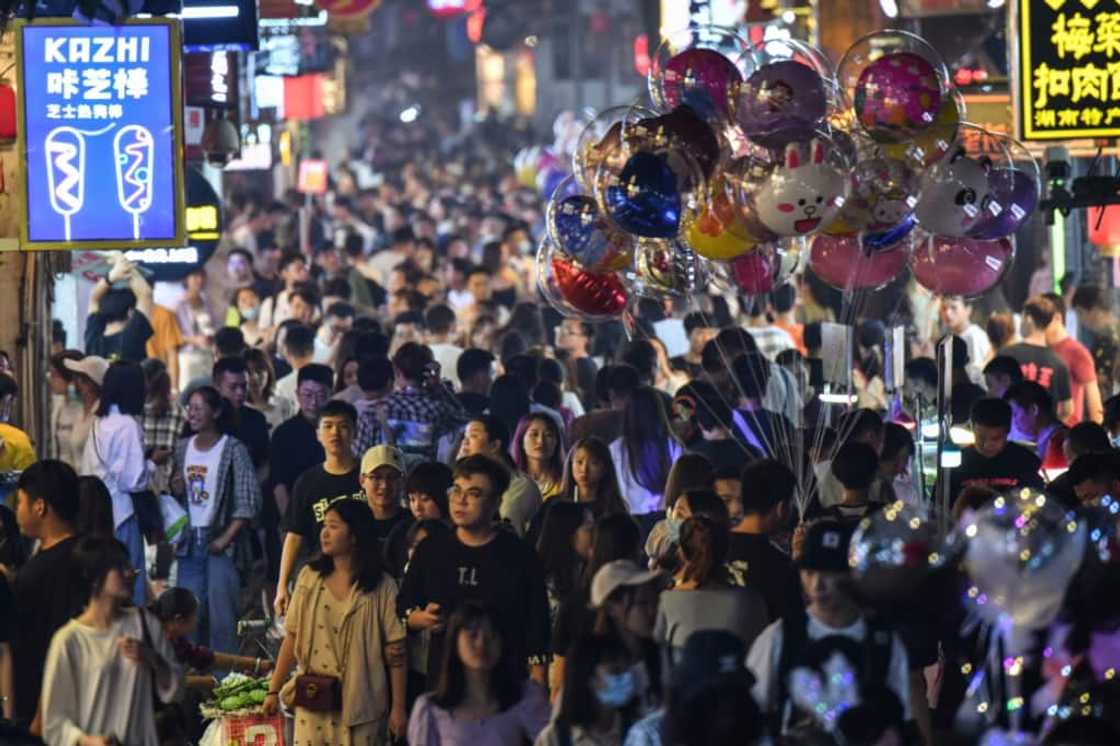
[17,21,185,249]
[1019,1,1120,139]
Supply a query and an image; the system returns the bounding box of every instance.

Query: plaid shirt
[142,401,186,493]
[357,386,465,463]
[171,435,262,552]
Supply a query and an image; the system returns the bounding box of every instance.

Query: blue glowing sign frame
[15,18,187,251]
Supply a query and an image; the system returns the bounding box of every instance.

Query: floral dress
[291,586,381,746]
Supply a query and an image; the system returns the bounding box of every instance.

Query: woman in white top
[80,362,150,602]
[170,385,261,655]
[608,387,682,515]
[42,535,181,746]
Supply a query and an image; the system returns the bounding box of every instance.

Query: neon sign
[15,19,186,250]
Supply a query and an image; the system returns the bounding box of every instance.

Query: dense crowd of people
[2,113,1120,746]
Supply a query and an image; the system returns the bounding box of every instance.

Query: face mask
[665,516,683,544]
[594,670,637,708]
[518,240,533,255]
[241,306,259,321]
[1112,433,1120,449]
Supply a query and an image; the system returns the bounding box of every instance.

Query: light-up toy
[44,126,86,242]
[113,124,154,240]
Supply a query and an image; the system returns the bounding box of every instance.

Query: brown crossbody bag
[293,587,344,712]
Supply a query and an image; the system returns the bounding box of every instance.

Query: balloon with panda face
[914,146,998,238]
[746,138,850,238]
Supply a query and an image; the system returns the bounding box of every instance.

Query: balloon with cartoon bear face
[914,147,995,238]
[751,139,848,238]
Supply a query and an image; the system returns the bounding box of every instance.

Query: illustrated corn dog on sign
[16,21,184,248]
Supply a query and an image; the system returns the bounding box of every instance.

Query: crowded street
[1,0,1120,744]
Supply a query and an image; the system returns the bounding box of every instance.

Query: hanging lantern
[0,83,16,143]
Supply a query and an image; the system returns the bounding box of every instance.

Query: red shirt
[1052,337,1097,424]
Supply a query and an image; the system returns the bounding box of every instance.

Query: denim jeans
[115,515,146,602]
[176,530,240,655]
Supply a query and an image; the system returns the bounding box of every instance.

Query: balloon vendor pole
[935,334,954,538]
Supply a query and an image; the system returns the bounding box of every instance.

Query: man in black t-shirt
[726,459,803,623]
[274,398,364,615]
[1003,297,1074,421]
[455,348,494,417]
[398,454,550,685]
[213,356,270,469]
[269,364,334,525]
[359,444,412,548]
[11,460,84,729]
[947,398,1044,506]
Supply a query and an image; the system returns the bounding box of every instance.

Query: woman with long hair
[81,361,150,601]
[169,385,261,655]
[41,536,181,746]
[654,514,769,660]
[243,347,295,430]
[263,500,409,743]
[512,412,565,501]
[645,453,715,565]
[609,386,683,515]
[558,437,629,518]
[535,634,644,746]
[549,514,642,701]
[407,602,549,745]
[536,502,594,626]
[489,375,530,445]
[77,476,115,540]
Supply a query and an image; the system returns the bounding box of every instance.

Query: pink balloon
[808,234,909,291]
[731,248,779,295]
[909,235,1014,297]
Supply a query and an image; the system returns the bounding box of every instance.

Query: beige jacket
[281,566,406,727]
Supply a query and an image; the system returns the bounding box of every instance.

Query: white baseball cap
[590,560,662,608]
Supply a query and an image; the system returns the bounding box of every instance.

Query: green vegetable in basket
[248,689,267,705]
[220,695,243,711]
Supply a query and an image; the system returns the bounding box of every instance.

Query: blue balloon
[605,152,682,238]
[862,215,915,252]
[552,195,611,266]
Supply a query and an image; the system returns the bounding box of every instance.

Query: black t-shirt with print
[947,442,1044,506]
[1003,342,1073,402]
[84,311,154,363]
[282,465,363,548]
[397,529,550,681]
[725,532,804,623]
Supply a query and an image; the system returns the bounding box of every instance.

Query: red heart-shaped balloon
[551,258,628,317]
[808,233,910,292]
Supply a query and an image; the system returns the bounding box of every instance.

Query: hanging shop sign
[298,159,328,193]
[15,19,186,250]
[1017,0,1120,140]
[182,0,260,52]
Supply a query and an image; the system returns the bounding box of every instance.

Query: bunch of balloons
[529,26,1040,321]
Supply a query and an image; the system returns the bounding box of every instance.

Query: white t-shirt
[429,342,463,389]
[746,613,911,729]
[184,435,227,529]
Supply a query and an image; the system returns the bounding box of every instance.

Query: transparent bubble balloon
[545,175,636,273]
[909,231,1015,297]
[514,146,543,189]
[957,488,1087,630]
[536,236,629,321]
[729,238,804,295]
[731,134,851,240]
[881,86,964,168]
[733,38,833,150]
[849,501,941,604]
[809,232,912,292]
[826,155,922,236]
[625,238,707,300]
[552,109,593,160]
[914,123,1015,238]
[572,105,658,192]
[593,142,708,241]
[682,174,760,261]
[623,104,724,180]
[968,133,1041,240]
[650,25,748,122]
[837,30,952,144]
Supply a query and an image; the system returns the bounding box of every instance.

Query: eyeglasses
[448,485,490,503]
